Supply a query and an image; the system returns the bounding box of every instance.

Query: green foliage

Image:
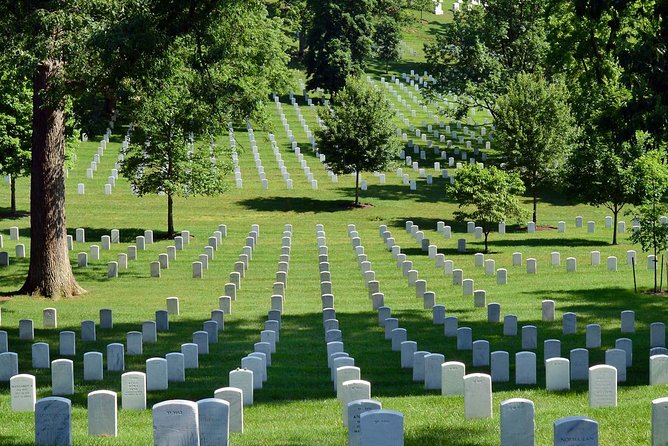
[374,16,402,73]
[316,77,401,204]
[566,131,653,244]
[305,0,375,93]
[446,163,528,252]
[411,0,433,19]
[494,73,578,222]
[0,70,31,180]
[627,150,668,291]
[546,0,667,150]
[424,0,548,115]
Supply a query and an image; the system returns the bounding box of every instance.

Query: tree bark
[532,184,537,223]
[612,205,619,245]
[10,176,16,214]
[19,59,85,298]
[355,170,360,206]
[298,30,306,60]
[167,192,175,239]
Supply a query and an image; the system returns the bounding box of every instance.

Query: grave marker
[152,400,199,446]
[87,390,117,437]
[35,397,72,446]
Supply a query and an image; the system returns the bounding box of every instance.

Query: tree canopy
[446,164,528,253]
[305,0,375,94]
[316,76,400,205]
[424,0,548,116]
[494,72,578,223]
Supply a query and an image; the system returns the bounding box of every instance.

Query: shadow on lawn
[0,207,29,221]
[238,196,354,213]
[340,183,448,205]
[0,285,660,406]
[67,227,170,243]
[486,237,609,248]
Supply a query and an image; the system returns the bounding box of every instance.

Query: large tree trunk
[10,176,16,214]
[19,59,85,298]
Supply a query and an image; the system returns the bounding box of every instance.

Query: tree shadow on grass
[238,196,354,214]
[67,227,170,243]
[0,208,29,221]
[486,238,609,248]
[340,183,448,205]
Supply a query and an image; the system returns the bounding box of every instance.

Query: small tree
[412,0,433,20]
[122,72,231,239]
[0,70,31,214]
[316,77,400,206]
[628,150,668,293]
[374,17,401,73]
[446,164,529,253]
[495,73,578,223]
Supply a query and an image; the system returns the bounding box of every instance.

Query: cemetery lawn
[1,76,667,444]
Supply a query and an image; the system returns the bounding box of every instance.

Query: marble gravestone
[87,390,117,437]
[347,399,382,446]
[553,416,598,446]
[214,387,243,433]
[152,400,200,446]
[197,398,230,446]
[35,397,72,446]
[359,410,404,446]
[500,398,534,446]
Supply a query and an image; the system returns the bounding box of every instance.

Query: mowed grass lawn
[1,74,667,444]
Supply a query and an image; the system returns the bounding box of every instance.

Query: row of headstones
[227,123,244,188]
[69,227,164,274]
[377,225,454,310]
[238,224,293,395]
[380,75,493,156]
[499,396,668,445]
[383,72,492,138]
[81,119,130,196]
[345,224,464,397]
[316,224,406,446]
[411,218,648,275]
[5,288,287,441]
[273,100,323,190]
[427,301,668,384]
[22,393,237,444]
[187,224,234,279]
[0,301,222,382]
[267,132,297,189]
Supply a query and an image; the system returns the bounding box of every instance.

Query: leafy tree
[121,77,230,239]
[305,0,375,94]
[494,73,578,223]
[424,0,548,116]
[374,0,410,23]
[267,0,311,59]
[0,0,290,298]
[412,0,433,20]
[316,77,401,205]
[446,164,528,253]
[566,130,653,245]
[546,0,667,153]
[121,3,290,238]
[374,16,401,73]
[0,70,31,215]
[628,150,668,293]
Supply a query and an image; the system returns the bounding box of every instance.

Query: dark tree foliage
[305,0,375,94]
